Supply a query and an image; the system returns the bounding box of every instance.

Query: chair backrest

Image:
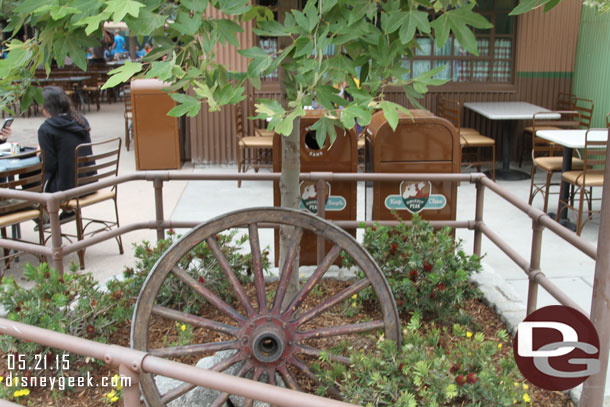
[74,138,121,188]
[582,129,607,180]
[555,92,575,111]
[0,158,44,216]
[532,110,581,158]
[573,97,594,129]
[234,103,246,140]
[438,98,462,131]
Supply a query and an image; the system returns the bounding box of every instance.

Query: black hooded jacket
[38,113,93,193]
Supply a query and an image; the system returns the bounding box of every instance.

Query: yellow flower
[13,389,29,397]
[523,384,529,390]
[523,394,531,403]
[352,294,358,299]
[498,343,503,349]
[21,389,30,396]
[466,331,472,338]
[514,382,519,387]
[111,396,119,402]
[0,376,3,383]
[351,302,357,308]
[181,324,186,332]
[107,390,116,399]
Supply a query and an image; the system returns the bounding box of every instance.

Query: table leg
[488,120,530,181]
[554,147,578,231]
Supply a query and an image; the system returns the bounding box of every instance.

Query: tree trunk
[278,0,301,308]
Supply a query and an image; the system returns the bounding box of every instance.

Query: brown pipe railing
[0,318,357,407]
[0,170,605,405]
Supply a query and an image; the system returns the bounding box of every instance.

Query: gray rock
[154,350,284,407]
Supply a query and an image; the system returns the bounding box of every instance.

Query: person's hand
[0,127,12,142]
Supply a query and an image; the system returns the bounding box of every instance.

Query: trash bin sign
[273,110,358,265]
[131,79,181,170]
[367,110,460,222]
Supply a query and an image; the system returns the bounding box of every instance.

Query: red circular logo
[513,305,600,391]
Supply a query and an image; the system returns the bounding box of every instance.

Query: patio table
[536,128,608,230]
[463,102,559,181]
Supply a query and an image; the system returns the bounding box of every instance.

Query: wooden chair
[439,98,496,181]
[573,97,594,129]
[82,73,101,112]
[528,111,583,212]
[518,92,575,167]
[235,103,273,188]
[62,138,123,269]
[556,129,606,235]
[0,158,45,275]
[123,87,133,151]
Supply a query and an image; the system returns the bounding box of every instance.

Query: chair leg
[543,171,553,213]
[1,227,9,268]
[124,118,130,152]
[75,208,86,270]
[528,165,537,205]
[577,186,586,236]
[114,196,124,255]
[491,145,496,182]
[237,144,243,188]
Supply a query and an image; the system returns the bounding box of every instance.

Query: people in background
[135,46,145,59]
[112,29,127,58]
[38,86,94,223]
[0,126,11,144]
[144,43,152,55]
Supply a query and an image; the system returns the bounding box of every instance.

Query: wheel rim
[132,207,400,406]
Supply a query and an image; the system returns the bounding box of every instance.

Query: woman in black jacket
[38,86,93,222]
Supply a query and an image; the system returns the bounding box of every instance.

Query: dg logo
[513,305,600,391]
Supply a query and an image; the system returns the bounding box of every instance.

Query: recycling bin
[273,110,358,265]
[366,110,460,222]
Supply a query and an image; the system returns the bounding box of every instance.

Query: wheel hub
[241,316,293,366]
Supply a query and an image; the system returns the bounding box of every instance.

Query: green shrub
[344,215,481,321]
[317,314,531,407]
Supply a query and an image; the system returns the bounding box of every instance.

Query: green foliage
[317,316,531,406]
[343,214,481,321]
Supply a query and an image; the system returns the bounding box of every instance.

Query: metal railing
[0,169,607,406]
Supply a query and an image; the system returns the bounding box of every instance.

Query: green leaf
[247,55,272,78]
[125,9,166,36]
[293,37,314,58]
[173,10,202,36]
[77,13,110,36]
[49,5,81,20]
[15,0,52,14]
[144,62,173,81]
[381,11,406,34]
[168,93,201,117]
[238,47,270,59]
[399,10,430,44]
[104,0,144,21]
[380,101,399,130]
[311,115,338,148]
[102,62,143,89]
[321,0,338,14]
[253,20,289,37]
[510,0,541,15]
[217,0,250,15]
[543,0,561,11]
[212,19,244,47]
[181,0,208,13]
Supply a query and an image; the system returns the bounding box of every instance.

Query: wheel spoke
[207,235,256,317]
[150,340,239,358]
[267,368,277,386]
[276,364,300,391]
[243,368,263,407]
[295,345,351,365]
[289,356,342,399]
[293,278,371,326]
[295,320,385,341]
[210,361,253,407]
[172,266,246,323]
[272,227,304,313]
[248,223,267,313]
[211,351,246,373]
[283,244,342,320]
[152,305,238,337]
[160,382,196,404]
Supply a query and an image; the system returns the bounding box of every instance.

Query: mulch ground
[1,281,575,407]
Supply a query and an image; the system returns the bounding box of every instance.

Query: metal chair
[439,98,496,181]
[62,138,123,269]
[0,157,45,275]
[518,92,575,167]
[235,103,273,188]
[556,129,606,235]
[528,111,583,213]
[82,73,101,112]
[123,87,133,151]
[573,97,594,129]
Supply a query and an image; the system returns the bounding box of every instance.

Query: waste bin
[273,110,358,265]
[131,79,182,170]
[366,110,460,222]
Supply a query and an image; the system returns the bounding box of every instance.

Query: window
[405,0,516,85]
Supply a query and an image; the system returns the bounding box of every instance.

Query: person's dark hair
[42,86,90,132]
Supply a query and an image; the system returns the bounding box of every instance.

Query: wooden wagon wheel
[132,207,400,407]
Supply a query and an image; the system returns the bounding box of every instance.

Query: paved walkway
[3,100,606,404]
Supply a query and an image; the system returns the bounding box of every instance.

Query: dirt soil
[1,281,575,407]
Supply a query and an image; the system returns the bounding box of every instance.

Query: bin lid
[130,78,172,92]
